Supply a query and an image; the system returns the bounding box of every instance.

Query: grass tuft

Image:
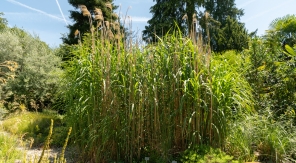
[61,25,254,162]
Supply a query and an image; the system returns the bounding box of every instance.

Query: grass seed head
[112,13,119,19]
[74,29,79,37]
[114,22,120,31]
[97,21,102,27]
[94,7,102,15]
[205,12,209,20]
[106,3,112,10]
[110,23,116,30]
[79,5,90,17]
[83,10,91,17]
[95,15,104,21]
[193,13,196,19]
[193,18,198,24]
[182,14,188,20]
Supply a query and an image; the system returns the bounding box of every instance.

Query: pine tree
[142,0,248,52]
[142,0,187,42]
[215,16,248,52]
[199,0,248,52]
[62,0,118,45]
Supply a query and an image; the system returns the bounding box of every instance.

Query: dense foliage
[61,27,254,162]
[142,0,187,42]
[59,13,296,162]
[0,26,62,111]
[1,2,296,163]
[143,0,248,52]
[265,14,296,49]
[245,15,296,115]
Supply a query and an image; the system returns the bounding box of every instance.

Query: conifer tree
[62,0,118,45]
[142,0,187,42]
[144,0,248,52]
[215,16,248,52]
[199,0,248,52]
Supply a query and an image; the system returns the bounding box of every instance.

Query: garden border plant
[61,5,254,162]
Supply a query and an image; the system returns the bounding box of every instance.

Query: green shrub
[181,145,239,163]
[226,109,296,162]
[244,36,296,115]
[1,112,66,147]
[0,27,62,111]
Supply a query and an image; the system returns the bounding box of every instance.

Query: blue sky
[1,0,296,47]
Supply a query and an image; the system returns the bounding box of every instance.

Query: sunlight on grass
[0,114,72,163]
[0,128,23,162]
[1,111,66,147]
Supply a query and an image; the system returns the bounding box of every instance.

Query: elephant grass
[62,31,254,162]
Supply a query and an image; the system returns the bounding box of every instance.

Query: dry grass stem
[105,21,110,29]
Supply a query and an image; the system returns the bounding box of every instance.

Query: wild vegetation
[0,26,62,112]
[0,1,296,163]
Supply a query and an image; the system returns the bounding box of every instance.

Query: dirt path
[15,146,77,163]
[0,121,78,163]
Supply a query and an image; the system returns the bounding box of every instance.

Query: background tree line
[62,0,249,53]
[0,14,62,112]
[142,0,249,52]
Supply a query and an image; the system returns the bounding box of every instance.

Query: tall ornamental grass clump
[61,28,253,162]
[226,108,296,162]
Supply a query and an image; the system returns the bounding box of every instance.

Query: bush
[0,27,62,111]
[226,109,296,162]
[244,37,296,115]
[181,145,238,163]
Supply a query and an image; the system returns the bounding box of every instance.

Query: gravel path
[0,121,78,163]
[15,146,78,163]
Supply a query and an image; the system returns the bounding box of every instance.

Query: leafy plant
[0,27,62,111]
[181,145,238,163]
[266,14,296,48]
[1,112,65,147]
[244,36,296,115]
[226,109,296,162]
[0,132,23,162]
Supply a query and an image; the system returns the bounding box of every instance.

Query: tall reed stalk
[61,11,253,162]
